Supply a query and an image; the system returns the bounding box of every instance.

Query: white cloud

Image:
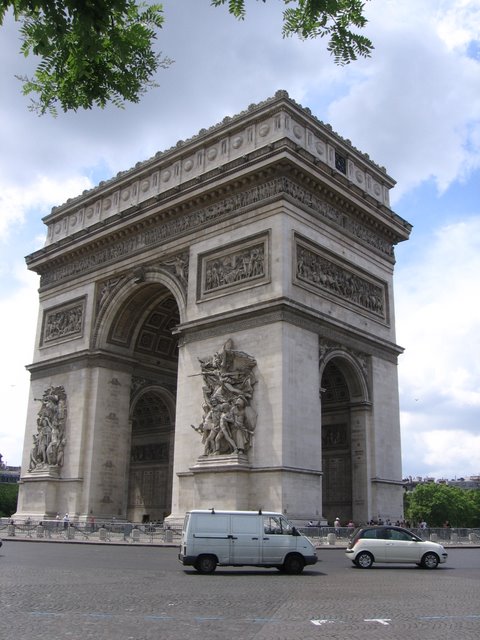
[397,218,480,403]
[0,176,92,241]
[322,2,480,200]
[401,421,480,479]
[397,218,480,477]
[0,265,39,467]
[436,0,480,51]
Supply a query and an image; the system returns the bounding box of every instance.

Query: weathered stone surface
[16,92,410,526]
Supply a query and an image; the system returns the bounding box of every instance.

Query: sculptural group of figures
[192,340,257,456]
[29,386,67,471]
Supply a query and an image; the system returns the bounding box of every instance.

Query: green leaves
[404,482,478,528]
[0,482,19,517]
[7,1,171,115]
[3,0,374,115]
[212,0,373,65]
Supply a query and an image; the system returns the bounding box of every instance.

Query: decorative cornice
[42,90,396,237]
[176,297,403,363]
[30,170,404,291]
[370,477,404,486]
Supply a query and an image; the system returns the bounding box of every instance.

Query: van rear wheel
[194,555,217,574]
[283,553,305,575]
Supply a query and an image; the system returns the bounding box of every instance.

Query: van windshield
[263,515,294,535]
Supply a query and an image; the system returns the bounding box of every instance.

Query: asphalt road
[1,540,479,640]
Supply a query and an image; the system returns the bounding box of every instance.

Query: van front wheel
[194,555,217,574]
[283,553,305,575]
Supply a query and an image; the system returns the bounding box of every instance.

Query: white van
[178,509,318,574]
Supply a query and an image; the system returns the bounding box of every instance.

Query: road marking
[311,619,336,626]
[248,618,279,624]
[364,618,391,625]
[420,615,480,621]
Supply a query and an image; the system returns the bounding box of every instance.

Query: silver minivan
[179,509,318,574]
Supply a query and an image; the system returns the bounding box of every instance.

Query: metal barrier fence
[0,518,183,544]
[297,526,480,546]
[1,519,479,546]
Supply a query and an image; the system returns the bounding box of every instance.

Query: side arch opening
[321,356,370,525]
[127,387,176,523]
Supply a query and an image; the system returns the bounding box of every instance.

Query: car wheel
[194,555,217,574]
[283,553,305,575]
[421,552,439,569]
[355,551,374,568]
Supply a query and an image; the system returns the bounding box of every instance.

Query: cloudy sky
[0,0,479,480]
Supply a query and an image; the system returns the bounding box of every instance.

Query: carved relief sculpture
[296,239,387,319]
[191,339,257,456]
[29,386,67,471]
[204,243,264,293]
[42,301,84,344]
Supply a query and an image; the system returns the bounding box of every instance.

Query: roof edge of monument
[44,90,394,222]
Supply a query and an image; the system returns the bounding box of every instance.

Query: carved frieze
[131,442,169,463]
[198,233,269,300]
[322,424,348,449]
[161,251,189,283]
[319,338,369,375]
[96,276,124,316]
[191,339,257,457]
[28,385,67,472]
[41,298,85,345]
[39,177,393,289]
[295,235,387,321]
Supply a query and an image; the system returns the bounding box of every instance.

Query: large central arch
[90,270,182,522]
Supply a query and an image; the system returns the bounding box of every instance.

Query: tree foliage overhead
[2,0,373,115]
[212,0,373,64]
[1,0,171,115]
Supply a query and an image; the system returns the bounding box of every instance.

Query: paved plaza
[1,540,479,640]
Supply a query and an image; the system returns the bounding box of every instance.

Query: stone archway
[128,386,176,522]
[104,284,180,523]
[320,351,371,525]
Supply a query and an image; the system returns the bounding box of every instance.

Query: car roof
[188,510,282,516]
[357,525,411,532]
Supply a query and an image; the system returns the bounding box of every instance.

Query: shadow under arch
[319,348,370,405]
[320,349,371,526]
[93,266,187,352]
[91,267,184,523]
[127,384,177,522]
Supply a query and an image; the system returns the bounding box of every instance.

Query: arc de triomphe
[16,91,411,525]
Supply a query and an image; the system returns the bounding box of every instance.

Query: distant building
[0,453,20,484]
[402,476,480,491]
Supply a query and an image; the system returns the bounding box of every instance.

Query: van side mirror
[291,526,300,536]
